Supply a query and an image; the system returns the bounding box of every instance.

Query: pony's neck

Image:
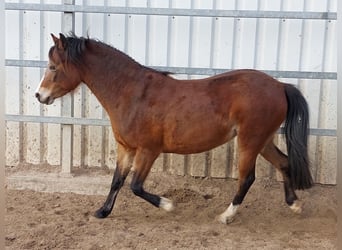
[80,41,146,108]
[82,41,143,85]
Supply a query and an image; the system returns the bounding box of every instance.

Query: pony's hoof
[217,203,239,224]
[159,197,175,212]
[94,208,110,219]
[217,214,235,224]
[289,200,303,214]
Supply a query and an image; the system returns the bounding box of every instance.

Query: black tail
[284,84,313,190]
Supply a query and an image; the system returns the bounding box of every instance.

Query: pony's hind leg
[260,141,301,214]
[130,148,174,212]
[218,149,258,224]
[94,145,135,218]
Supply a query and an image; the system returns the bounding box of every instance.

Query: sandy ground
[5,166,337,250]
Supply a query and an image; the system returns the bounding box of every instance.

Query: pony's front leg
[94,145,135,218]
[130,148,174,212]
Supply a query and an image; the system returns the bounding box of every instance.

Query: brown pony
[35,33,313,224]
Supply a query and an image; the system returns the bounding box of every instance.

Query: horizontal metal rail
[5,3,337,20]
[5,59,337,80]
[155,66,337,80]
[5,114,110,126]
[5,114,336,137]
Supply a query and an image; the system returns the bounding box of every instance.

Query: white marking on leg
[218,203,239,224]
[159,197,174,212]
[290,200,302,214]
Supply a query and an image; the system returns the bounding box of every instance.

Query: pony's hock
[35,33,313,223]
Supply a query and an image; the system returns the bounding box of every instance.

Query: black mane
[52,33,170,76]
[64,33,88,66]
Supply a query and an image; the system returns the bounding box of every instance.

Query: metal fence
[4,0,337,184]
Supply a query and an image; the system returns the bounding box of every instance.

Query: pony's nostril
[35,92,40,99]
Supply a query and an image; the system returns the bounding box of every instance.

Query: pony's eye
[48,65,56,71]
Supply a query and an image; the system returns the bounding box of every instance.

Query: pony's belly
[162,125,237,154]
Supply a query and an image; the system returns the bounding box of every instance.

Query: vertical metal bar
[209,0,217,69]
[165,0,174,174]
[80,1,88,169]
[230,0,239,69]
[227,0,240,179]
[298,0,307,81]
[275,0,285,72]
[254,0,274,178]
[124,0,130,53]
[184,0,196,176]
[298,0,318,181]
[39,0,45,164]
[101,0,108,168]
[0,2,6,249]
[273,0,287,182]
[166,0,172,173]
[315,0,332,182]
[206,0,218,178]
[19,0,24,164]
[80,86,86,169]
[60,0,75,175]
[145,0,151,66]
[144,0,164,172]
[187,0,194,73]
[338,4,342,236]
[166,0,173,67]
[253,0,261,69]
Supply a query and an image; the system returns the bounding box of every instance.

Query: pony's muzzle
[35,92,40,99]
[35,91,54,105]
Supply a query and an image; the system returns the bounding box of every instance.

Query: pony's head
[35,33,84,105]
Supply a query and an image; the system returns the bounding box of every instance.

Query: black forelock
[49,32,89,66]
[64,33,89,66]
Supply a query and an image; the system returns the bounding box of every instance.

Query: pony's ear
[50,33,67,51]
[51,33,59,45]
[59,33,68,50]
